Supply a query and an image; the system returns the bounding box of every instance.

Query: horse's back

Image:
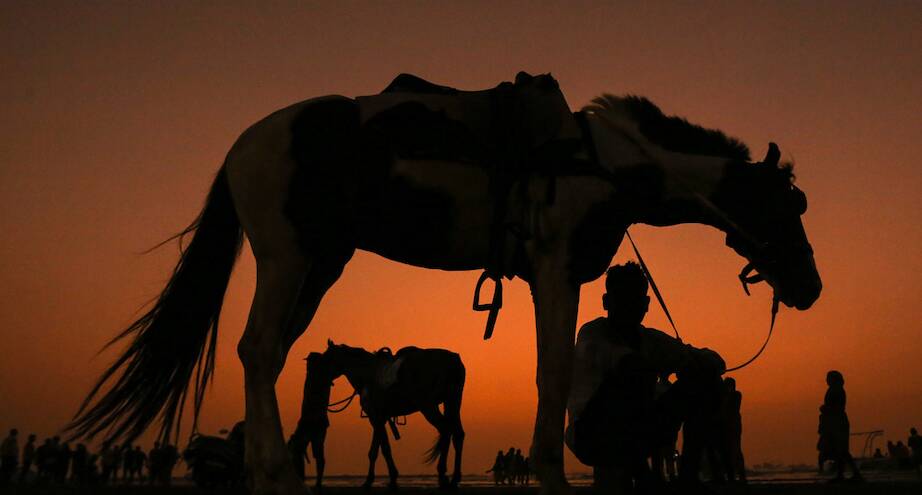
[395,347,465,382]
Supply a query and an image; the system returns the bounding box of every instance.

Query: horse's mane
[585,94,752,162]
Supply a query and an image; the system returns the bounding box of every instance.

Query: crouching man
[566,262,725,493]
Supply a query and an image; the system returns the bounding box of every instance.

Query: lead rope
[625,229,778,373]
[625,230,680,340]
[724,296,779,372]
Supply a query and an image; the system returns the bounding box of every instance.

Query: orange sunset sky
[1,1,920,476]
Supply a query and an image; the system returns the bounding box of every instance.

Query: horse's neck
[341,356,376,391]
[584,112,730,230]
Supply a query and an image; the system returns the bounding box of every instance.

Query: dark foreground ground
[4,482,921,495]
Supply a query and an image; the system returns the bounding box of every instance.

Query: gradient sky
[1,1,920,475]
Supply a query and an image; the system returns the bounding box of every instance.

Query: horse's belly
[356,159,493,271]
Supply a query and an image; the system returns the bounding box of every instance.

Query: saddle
[357,73,584,338]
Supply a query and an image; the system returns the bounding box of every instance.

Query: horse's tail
[423,435,443,465]
[67,167,243,444]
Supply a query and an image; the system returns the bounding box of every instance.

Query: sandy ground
[4,481,922,495]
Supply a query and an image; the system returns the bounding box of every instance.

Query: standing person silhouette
[817,370,862,482]
[0,429,18,483]
[566,262,725,493]
[909,428,922,474]
[486,450,505,485]
[19,434,36,482]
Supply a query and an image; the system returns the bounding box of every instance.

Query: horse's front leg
[529,253,579,494]
[377,421,400,490]
[363,421,381,489]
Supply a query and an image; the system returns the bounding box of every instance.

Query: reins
[626,229,779,373]
[326,389,406,440]
[327,391,358,413]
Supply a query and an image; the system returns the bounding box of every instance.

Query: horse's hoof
[387,481,400,491]
[361,481,373,491]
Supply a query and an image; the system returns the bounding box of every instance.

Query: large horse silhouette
[290,342,466,490]
[68,73,820,494]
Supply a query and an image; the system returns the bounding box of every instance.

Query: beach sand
[4,481,921,495]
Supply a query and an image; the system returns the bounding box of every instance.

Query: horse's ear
[327,338,334,347]
[763,142,781,167]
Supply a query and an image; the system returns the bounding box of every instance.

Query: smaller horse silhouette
[298,340,466,490]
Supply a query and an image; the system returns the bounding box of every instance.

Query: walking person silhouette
[817,370,862,482]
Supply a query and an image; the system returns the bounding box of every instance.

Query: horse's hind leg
[239,248,350,495]
[421,406,451,488]
[237,223,352,495]
[237,249,310,495]
[376,420,400,490]
[445,392,465,487]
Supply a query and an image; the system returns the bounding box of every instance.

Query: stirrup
[473,271,503,340]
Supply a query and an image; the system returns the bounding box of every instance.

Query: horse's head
[713,143,821,310]
[323,339,373,380]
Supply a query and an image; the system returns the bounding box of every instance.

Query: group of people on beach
[0,429,179,486]
[870,430,922,471]
[486,446,530,485]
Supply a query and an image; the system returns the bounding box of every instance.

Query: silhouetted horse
[68,72,821,494]
[302,341,465,490]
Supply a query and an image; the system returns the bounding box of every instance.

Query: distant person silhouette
[909,428,922,474]
[99,442,117,483]
[504,447,517,485]
[35,438,53,480]
[894,441,912,468]
[71,443,89,484]
[873,447,884,459]
[566,262,725,493]
[56,441,72,482]
[19,433,36,482]
[132,445,147,481]
[147,442,161,484]
[514,448,525,484]
[487,449,505,485]
[0,428,18,483]
[817,370,862,482]
[521,455,530,486]
[159,443,179,484]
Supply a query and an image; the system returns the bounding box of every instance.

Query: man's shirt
[567,317,725,421]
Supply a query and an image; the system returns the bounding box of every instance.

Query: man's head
[9,428,17,437]
[603,262,650,327]
[826,370,844,387]
[912,427,918,436]
[28,434,36,442]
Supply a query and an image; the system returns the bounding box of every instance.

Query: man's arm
[642,327,725,376]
